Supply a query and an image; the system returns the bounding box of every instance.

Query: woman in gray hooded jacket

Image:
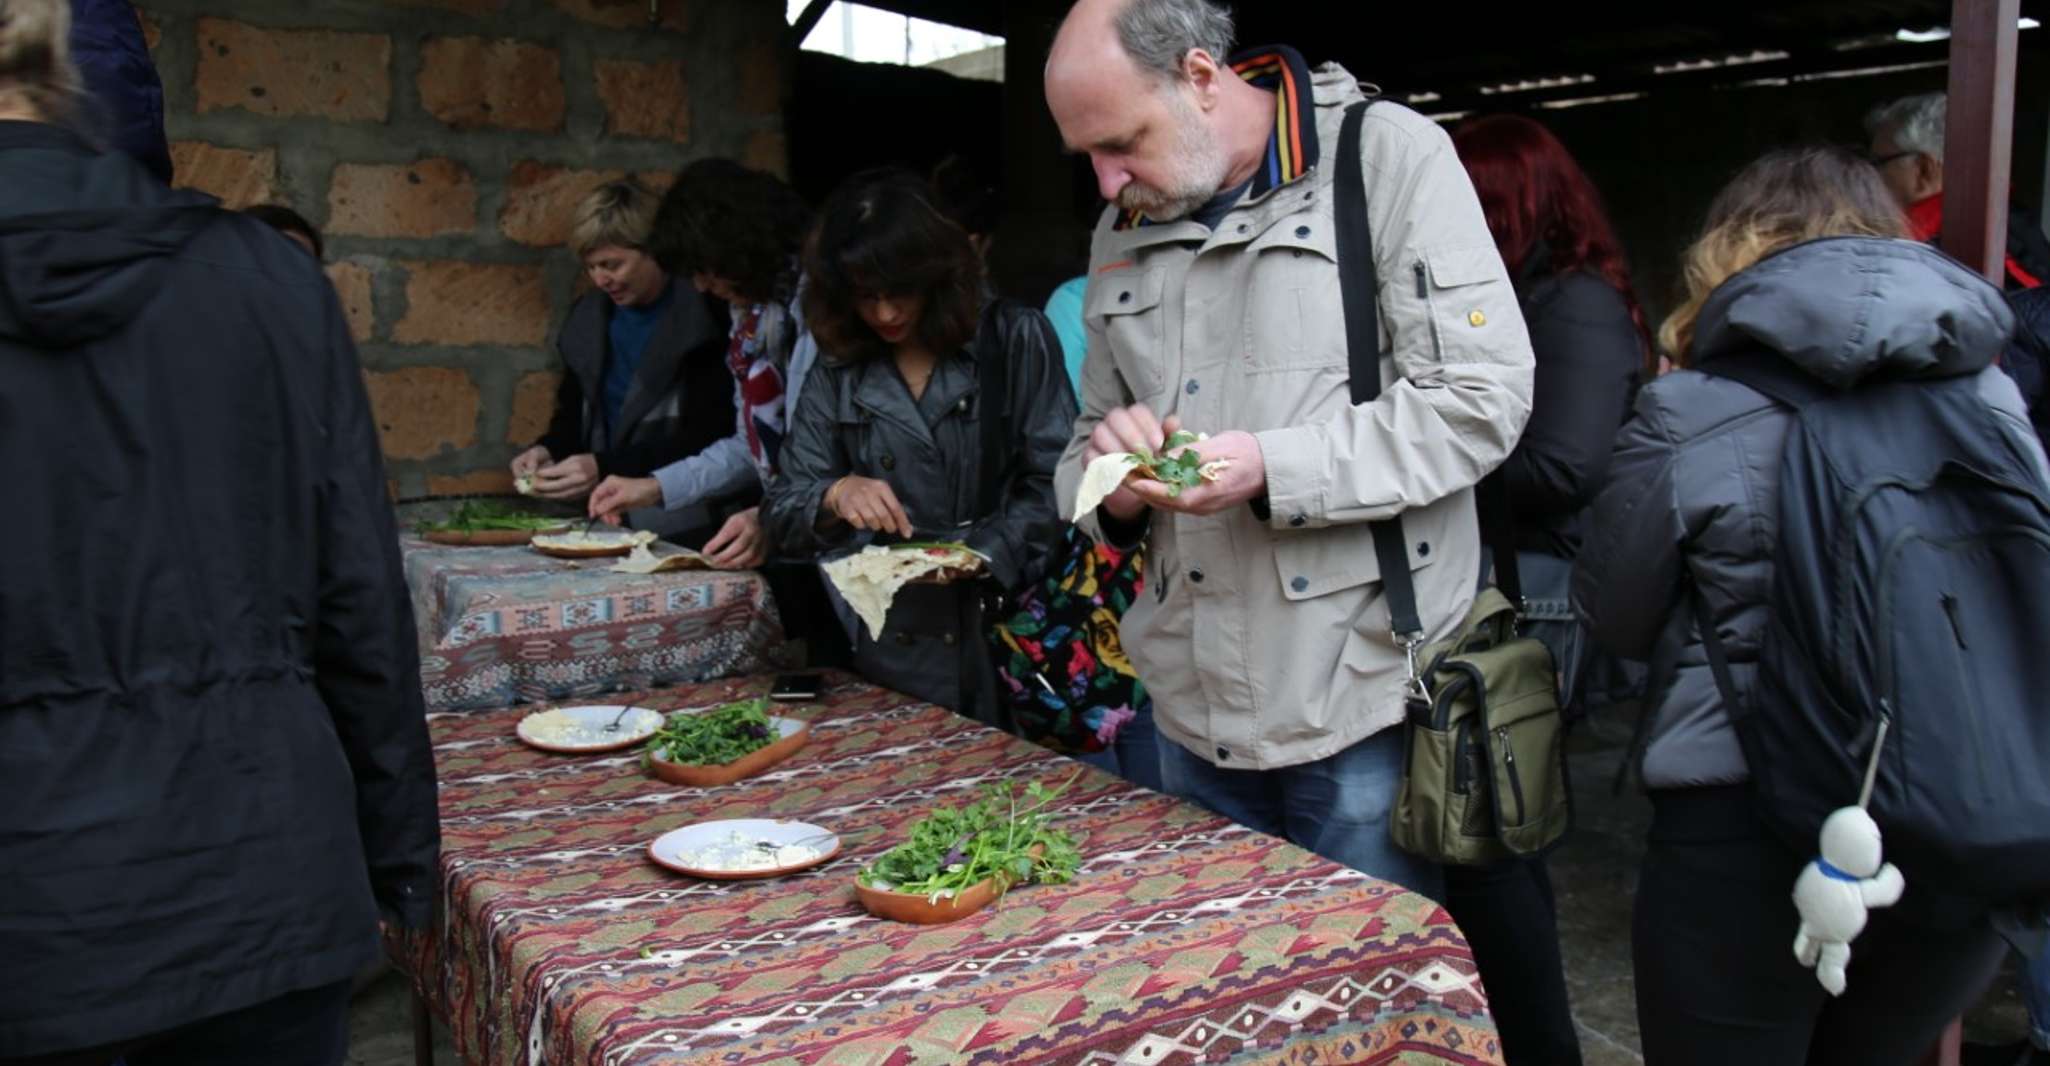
[1572,147,2041,1066]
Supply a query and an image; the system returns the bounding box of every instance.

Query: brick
[737,42,780,116]
[418,37,564,132]
[427,469,517,495]
[362,367,479,460]
[392,261,550,347]
[594,58,689,142]
[549,0,687,32]
[498,161,626,248]
[195,19,390,122]
[328,160,477,239]
[382,0,507,14]
[508,371,563,445]
[326,262,376,342]
[135,7,161,54]
[167,141,278,208]
[741,130,788,178]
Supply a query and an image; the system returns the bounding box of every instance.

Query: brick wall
[136,0,789,497]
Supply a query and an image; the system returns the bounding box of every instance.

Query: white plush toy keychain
[1790,717,1906,996]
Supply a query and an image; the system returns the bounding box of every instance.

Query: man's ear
[1182,48,1226,111]
[1916,153,1944,198]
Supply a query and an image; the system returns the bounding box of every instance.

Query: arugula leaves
[1130,430,1209,497]
[416,500,567,534]
[857,773,1083,902]
[644,698,779,767]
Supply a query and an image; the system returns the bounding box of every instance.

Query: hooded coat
[0,122,438,1057]
[1572,237,2042,791]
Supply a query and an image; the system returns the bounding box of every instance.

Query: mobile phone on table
[769,672,823,702]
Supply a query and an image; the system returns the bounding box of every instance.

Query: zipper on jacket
[1413,261,1428,299]
[1453,720,1476,794]
[1497,726,1527,825]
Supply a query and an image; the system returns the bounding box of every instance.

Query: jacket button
[1291,576,1309,593]
[941,632,957,646]
[1118,290,1132,304]
[881,454,896,471]
[955,397,969,412]
[1418,541,1430,557]
[1295,225,1311,238]
[1289,513,1306,528]
[1185,378,1199,395]
[1468,310,1487,327]
[1237,223,1249,234]
[1216,746,1231,761]
[1188,568,1205,584]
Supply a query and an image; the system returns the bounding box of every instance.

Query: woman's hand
[587,476,662,524]
[702,507,768,569]
[510,445,552,481]
[532,454,601,500]
[823,476,914,538]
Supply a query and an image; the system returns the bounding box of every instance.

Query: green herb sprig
[416,500,567,534]
[644,698,779,767]
[1130,430,1208,497]
[857,772,1084,902]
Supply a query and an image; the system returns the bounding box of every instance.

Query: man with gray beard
[1046,0,1534,898]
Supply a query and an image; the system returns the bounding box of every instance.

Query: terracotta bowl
[853,844,1043,925]
[854,874,1011,924]
[422,526,565,546]
[646,717,810,787]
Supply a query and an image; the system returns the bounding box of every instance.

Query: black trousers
[1444,856,1585,1066]
[1635,786,2007,1066]
[1,980,352,1066]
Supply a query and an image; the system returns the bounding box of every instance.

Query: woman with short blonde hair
[0,0,82,123]
[1573,145,2032,1064]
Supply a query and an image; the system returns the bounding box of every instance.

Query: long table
[399,535,788,711]
[399,673,1503,1065]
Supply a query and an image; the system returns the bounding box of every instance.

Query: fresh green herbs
[857,774,1083,902]
[644,698,779,767]
[416,500,567,534]
[1130,430,1209,497]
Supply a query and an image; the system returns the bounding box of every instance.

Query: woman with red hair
[1446,113,1649,1066]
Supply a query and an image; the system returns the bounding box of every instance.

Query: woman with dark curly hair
[589,158,812,563]
[762,169,1076,724]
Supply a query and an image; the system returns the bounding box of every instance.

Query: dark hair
[802,168,985,364]
[1451,114,1650,365]
[242,203,323,260]
[928,154,1000,239]
[648,158,810,304]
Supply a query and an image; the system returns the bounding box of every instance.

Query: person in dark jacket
[510,179,736,546]
[66,0,168,183]
[763,170,1076,726]
[1572,146,2035,1066]
[1439,112,1652,1066]
[0,6,437,1061]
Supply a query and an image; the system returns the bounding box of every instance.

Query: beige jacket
[1056,57,1535,771]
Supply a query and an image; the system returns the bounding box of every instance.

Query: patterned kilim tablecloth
[399,672,1502,1066]
[399,536,789,712]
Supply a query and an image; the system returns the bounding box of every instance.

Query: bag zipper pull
[1413,261,1428,299]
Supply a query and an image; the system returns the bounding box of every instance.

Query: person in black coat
[0,10,437,1062]
[510,180,739,546]
[763,170,1076,727]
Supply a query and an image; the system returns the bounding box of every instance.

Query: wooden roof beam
[1940,0,2021,282]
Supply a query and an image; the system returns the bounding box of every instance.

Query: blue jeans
[2027,951,2050,1051]
[1075,703,1163,792]
[1158,727,1443,900]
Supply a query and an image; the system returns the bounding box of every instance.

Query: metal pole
[1940,0,2021,283]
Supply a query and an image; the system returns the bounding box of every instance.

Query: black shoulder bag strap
[1336,101,1524,649]
[1335,101,1425,648]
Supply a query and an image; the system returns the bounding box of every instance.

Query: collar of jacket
[1112,44,1319,232]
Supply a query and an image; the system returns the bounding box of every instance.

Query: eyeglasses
[1868,150,1918,168]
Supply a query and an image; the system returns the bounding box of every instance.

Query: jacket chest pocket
[1241,216,1344,370]
[1085,267,1167,398]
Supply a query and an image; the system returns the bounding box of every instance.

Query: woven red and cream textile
[399,672,1503,1065]
[400,536,789,711]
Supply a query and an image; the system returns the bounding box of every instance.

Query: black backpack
[1693,351,2050,915]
